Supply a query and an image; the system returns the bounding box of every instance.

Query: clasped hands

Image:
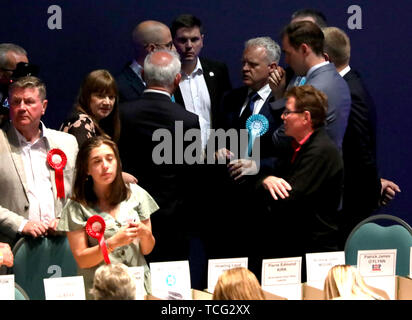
[110,222,151,248]
[22,218,60,238]
[215,148,258,180]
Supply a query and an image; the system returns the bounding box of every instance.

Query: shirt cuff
[18,219,28,233]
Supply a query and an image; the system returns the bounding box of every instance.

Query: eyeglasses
[282,110,304,117]
[146,41,174,50]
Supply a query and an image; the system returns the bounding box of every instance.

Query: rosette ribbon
[245,114,269,158]
[47,148,67,199]
[86,215,111,264]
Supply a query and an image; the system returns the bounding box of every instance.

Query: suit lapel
[125,67,145,96]
[6,125,29,201]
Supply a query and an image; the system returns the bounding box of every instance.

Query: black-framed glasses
[282,110,304,117]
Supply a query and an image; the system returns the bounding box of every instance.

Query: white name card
[43,276,85,300]
[128,266,145,300]
[150,260,192,300]
[357,249,397,277]
[0,274,15,300]
[207,257,248,293]
[262,257,302,286]
[261,257,302,300]
[306,251,345,290]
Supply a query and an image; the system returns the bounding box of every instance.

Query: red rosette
[47,148,67,199]
[86,215,111,264]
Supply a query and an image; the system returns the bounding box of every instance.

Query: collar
[291,130,314,163]
[143,88,171,98]
[248,83,272,101]
[14,121,49,146]
[181,57,203,78]
[306,61,329,79]
[130,60,145,81]
[339,65,351,77]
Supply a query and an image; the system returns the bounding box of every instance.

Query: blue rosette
[245,114,269,157]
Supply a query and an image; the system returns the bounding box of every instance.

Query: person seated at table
[212,267,265,300]
[57,136,159,300]
[324,264,388,300]
[90,263,136,300]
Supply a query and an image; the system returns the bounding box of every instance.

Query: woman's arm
[134,218,155,255]
[67,224,141,268]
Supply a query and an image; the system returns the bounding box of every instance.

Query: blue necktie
[239,91,260,127]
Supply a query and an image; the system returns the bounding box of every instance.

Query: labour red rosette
[86,215,111,264]
[47,148,67,199]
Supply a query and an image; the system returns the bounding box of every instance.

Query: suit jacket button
[24,205,29,210]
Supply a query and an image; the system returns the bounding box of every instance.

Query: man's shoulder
[46,128,78,146]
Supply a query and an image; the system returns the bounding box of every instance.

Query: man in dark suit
[270,21,351,153]
[170,14,232,151]
[210,37,283,278]
[118,50,200,264]
[323,26,401,247]
[115,20,175,103]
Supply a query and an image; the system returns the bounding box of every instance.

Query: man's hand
[0,243,13,267]
[22,221,48,238]
[380,178,401,206]
[262,176,292,200]
[215,148,235,163]
[122,171,138,184]
[268,66,286,100]
[227,159,258,180]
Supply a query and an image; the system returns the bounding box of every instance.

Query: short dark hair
[281,21,324,57]
[285,85,328,129]
[291,8,328,28]
[170,14,203,38]
[71,136,130,207]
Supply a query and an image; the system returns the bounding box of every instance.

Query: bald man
[116,20,175,103]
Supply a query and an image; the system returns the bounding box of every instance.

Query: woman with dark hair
[57,136,158,299]
[60,69,121,147]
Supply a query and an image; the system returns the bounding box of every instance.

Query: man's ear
[42,99,48,116]
[146,43,156,52]
[300,43,310,55]
[174,73,182,86]
[323,52,330,62]
[268,62,277,73]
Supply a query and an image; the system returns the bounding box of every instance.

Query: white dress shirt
[339,65,351,77]
[15,123,55,230]
[239,83,272,117]
[130,59,145,85]
[179,58,211,151]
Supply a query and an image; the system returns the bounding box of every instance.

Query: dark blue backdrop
[1,0,411,225]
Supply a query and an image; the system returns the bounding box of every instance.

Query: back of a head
[212,267,265,300]
[282,20,325,57]
[170,14,203,38]
[322,27,351,69]
[324,265,386,300]
[90,263,136,300]
[245,37,281,64]
[291,8,328,28]
[143,50,181,88]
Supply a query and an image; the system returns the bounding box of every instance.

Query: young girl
[58,136,158,299]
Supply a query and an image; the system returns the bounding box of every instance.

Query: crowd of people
[0,8,401,299]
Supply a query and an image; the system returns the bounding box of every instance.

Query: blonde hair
[324,265,386,300]
[212,267,265,300]
[90,263,136,300]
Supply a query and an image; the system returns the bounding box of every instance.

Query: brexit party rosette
[47,148,67,199]
[86,215,111,264]
[245,114,269,158]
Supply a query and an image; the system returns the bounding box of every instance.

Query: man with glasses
[116,20,175,103]
[0,43,29,126]
[261,85,343,270]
